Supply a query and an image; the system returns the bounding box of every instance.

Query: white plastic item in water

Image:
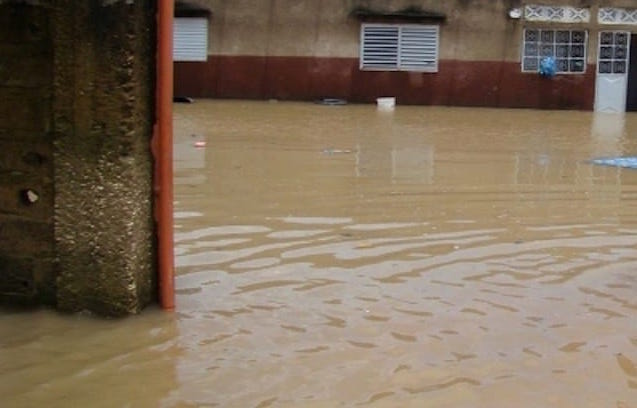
[377,97,395,110]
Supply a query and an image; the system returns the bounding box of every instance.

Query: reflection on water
[3,101,637,407]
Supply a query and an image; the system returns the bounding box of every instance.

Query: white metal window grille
[524,5,590,23]
[360,24,439,72]
[598,8,637,25]
[173,17,208,62]
[522,29,587,73]
[597,32,630,74]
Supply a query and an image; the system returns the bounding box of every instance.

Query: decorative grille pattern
[598,32,631,74]
[522,29,587,73]
[598,8,637,25]
[360,24,439,72]
[524,5,590,23]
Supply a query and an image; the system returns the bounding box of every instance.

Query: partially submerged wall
[174,0,636,109]
[0,2,55,305]
[0,0,156,316]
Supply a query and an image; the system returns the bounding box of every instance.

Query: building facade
[173,0,637,111]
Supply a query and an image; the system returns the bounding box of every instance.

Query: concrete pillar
[0,0,157,316]
[51,0,156,316]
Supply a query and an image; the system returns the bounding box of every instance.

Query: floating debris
[174,96,194,103]
[590,157,637,169]
[322,148,353,155]
[315,98,347,106]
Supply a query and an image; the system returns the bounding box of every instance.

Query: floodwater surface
[2,100,637,407]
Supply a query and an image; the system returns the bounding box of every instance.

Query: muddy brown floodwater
[2,100,637,407]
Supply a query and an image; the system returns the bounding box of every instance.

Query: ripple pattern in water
[169,101,637,408]
[174,217,637,407]
[2,101,637,407]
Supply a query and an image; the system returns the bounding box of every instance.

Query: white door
[595,31,631,113]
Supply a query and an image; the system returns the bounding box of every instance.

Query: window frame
[359,23,440,73]
[597,31,631,75]
[521,28,588,74]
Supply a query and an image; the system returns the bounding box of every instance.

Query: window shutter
[361,24,439,72]
[399,26,439,71]
[173,17,208,62]
[361,25,399,69]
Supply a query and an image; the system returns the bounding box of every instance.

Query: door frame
[627,33,637,112]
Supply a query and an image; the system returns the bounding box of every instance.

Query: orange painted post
[156,0,175,310]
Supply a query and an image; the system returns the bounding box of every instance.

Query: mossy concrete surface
[0,1,157,316]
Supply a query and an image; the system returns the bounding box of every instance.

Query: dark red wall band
[175,56,595,110]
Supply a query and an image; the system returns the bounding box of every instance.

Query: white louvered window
[173,17,208,62]
[360,24,439,72]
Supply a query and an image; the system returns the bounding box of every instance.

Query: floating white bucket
[377,97,395,110]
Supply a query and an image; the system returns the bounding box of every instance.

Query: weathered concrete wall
[0,2,55,305]
[52,0,156,315]
[189,0,637,60]
[0,0,157,316]
[174,0,636,109]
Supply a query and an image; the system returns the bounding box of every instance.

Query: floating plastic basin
[377,97,395,110]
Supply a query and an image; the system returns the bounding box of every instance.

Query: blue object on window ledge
[591,157,637,169]
[539,56,556,78]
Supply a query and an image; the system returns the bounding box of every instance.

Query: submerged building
[173,0,637,112]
